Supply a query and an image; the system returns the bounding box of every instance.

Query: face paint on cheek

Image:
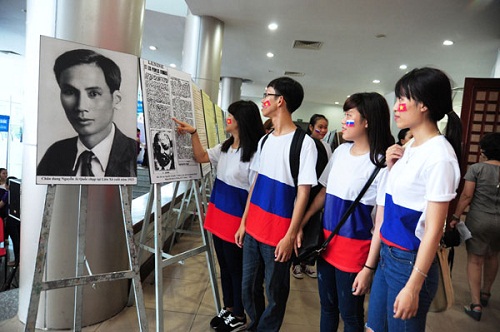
[346,120,355,127]
[398,103,407,112]
[263,100,271,108]
[314,129,321,133]
[226,118,232,125]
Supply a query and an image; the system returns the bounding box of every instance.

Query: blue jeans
[212,235,244,316]
[317,257,365,332]
[367,243,438,332]
[242,234,291,332]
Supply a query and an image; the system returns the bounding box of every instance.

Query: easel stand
[137,177,220,332]
[25,185,148,332]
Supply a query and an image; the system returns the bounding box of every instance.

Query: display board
[140,59,201,183]
[36,36,138,185]
[191,83,212,177]
[214,104,227,143]
[201,91,218,149]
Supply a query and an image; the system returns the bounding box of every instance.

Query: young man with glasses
[235,77,318,331]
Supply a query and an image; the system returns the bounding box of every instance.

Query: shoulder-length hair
[395,67,462,161]
[221,100,265,162]
[343,92,395,167]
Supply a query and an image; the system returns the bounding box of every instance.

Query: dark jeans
[242,234,290,332]
[212,234,244,316]
[5,217,20,265]
[367,242,438,332]
[317,257,364,332]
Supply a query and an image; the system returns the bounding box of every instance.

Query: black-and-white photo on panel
[36,36,138,185]
[140,59,201,183]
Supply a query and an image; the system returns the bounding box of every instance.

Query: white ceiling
[2,0,500,107]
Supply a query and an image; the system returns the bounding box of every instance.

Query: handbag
[297,164,382,263]
[442,226,460,248]
[429,245,455,312]
[296,210,324,264]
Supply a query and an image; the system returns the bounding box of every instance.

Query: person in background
[2,176,19,266]
[0,168,7,188]
[300,93,394,331]
[291,113,332,280]
[367,68,462,332]
[235,77,318,331]
[263,118,273,134]
[450,132,500,321]
[397,128,413,146]
[173,100,265,332]
[136,128,141,155]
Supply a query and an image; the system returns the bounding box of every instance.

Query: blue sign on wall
[0,115,10,132]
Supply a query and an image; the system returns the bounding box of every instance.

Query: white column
[182,10,224,102]
[220,77,242,112]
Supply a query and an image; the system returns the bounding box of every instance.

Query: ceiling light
[372,79,380,84]
[169,63,176,68]
[399,64,407,70]
[334,102,340,105]
[443,40,454,46]
[268,23,278,31]
[149,45,157,51]
[266,52,274,58]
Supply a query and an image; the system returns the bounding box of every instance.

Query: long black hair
[395,67,462,161]
[306,114,328,136]
[221,100,265,162]
[343,92,395,167]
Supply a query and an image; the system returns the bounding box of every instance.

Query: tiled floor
[1,221,499,331]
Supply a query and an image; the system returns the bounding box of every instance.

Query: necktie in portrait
[78,150,95,176]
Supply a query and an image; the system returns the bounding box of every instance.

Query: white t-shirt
[319,142,387,272]
[246,130,318,246]
[380,135,460,251]
[208,144,256,191]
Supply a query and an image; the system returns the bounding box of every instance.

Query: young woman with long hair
[300,92,394,331]
[174,100,265,332]
[366,67,462,331]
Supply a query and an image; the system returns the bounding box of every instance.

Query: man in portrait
[37,49,137,178]
[152,131,175,171]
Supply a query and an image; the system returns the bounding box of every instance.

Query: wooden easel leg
[153,183,164,332]
[73,185,89,331]
[191,179,221,313]
[119,185,149,332]
[25,185,57,332]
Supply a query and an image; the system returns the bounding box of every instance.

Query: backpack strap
[289,127,306,188]
[260,129,273,151]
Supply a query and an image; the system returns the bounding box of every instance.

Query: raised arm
[172,117,209,163]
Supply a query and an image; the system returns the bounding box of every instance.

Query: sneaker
[292,264,304,279]
[210,307,231,329]
[218,314,247,332]
[304,264,317,278]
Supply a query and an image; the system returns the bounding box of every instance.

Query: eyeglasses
[262,93,281,98]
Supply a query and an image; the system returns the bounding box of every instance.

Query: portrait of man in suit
[37,48,137,181]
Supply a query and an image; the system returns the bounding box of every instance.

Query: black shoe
[210,307,231,329]
[480,291,491,307]
[464,303,482,321]
[218,314,247,332]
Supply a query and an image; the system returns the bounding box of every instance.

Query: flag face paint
[398,103,407,112]
[263,100,271,107]
[226,118,232,125]
[314,129,321,133]
[346,120,355,127]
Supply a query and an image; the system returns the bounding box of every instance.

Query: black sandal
[464,303,482,321]
[480,291,491,307]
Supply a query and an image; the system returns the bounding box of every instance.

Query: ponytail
[444,111,462,162]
